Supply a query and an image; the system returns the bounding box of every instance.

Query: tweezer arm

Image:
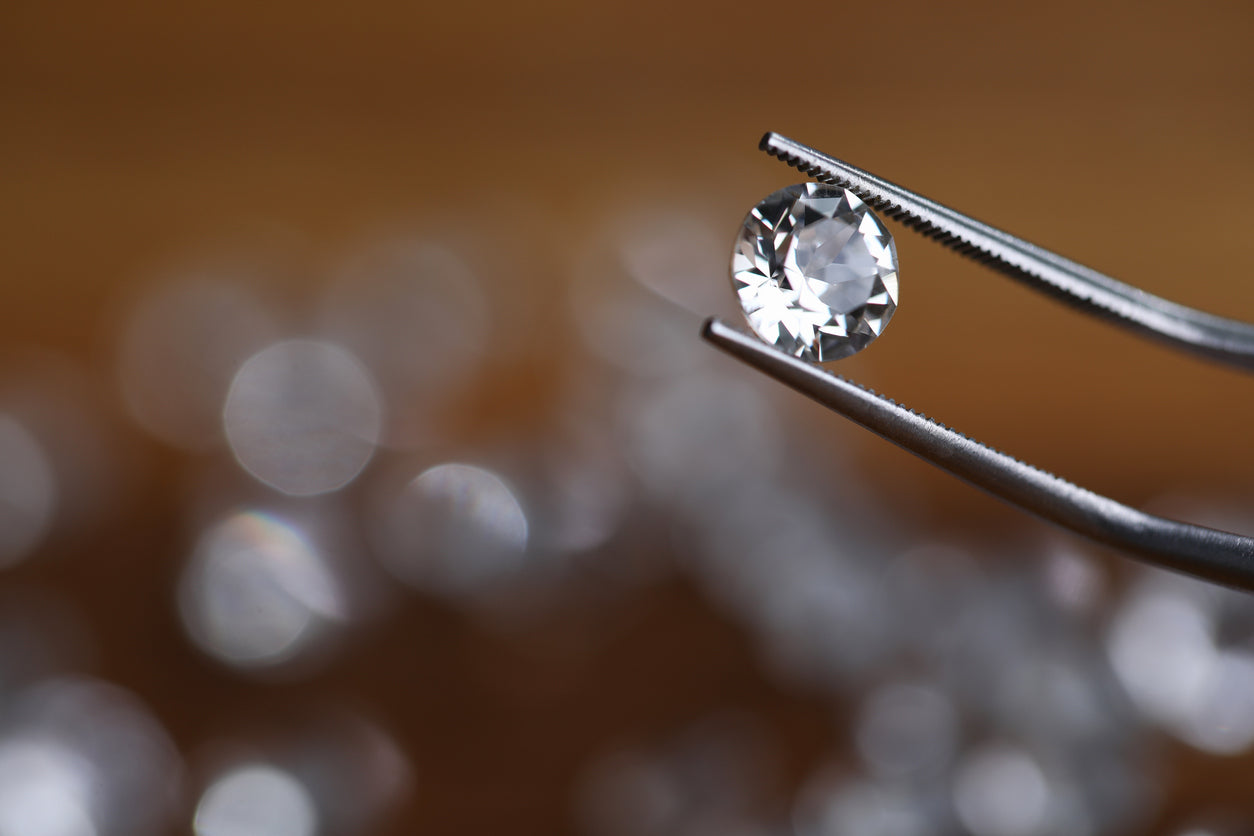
[703,318,1254,591]
[761,133,1254,371]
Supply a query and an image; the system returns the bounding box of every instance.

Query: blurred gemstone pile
[0,201,1250,835]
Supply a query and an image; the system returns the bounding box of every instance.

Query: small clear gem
[731,183,899,361]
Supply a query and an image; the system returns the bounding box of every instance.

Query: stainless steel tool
[703,133,1254,589]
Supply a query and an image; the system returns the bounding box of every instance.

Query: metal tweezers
[702,133,1254,590]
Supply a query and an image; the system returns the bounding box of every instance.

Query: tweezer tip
[700,315,719,339]
[700,316,735,346]
[757,132,778,152]
[702,317,769,366]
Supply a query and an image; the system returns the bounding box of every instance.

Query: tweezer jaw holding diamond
[757,132,1254,370]
[703,134,1254,591]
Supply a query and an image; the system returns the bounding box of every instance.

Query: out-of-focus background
[3,1,1254,834]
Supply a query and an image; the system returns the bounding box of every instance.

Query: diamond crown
[731,183,899,362]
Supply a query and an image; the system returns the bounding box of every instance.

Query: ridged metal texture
[704,135,1254,589]
[760,132,1254,370]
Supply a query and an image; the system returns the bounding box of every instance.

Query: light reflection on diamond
[732,183,899,361]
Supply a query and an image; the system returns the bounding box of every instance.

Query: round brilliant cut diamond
[731,183,899,361]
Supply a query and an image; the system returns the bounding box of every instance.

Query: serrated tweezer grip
[702,318,1254,589]
[760,132,1254,370]
[702,134,1254,589]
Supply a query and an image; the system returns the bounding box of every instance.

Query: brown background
[6,1,1254,508]
[3,0,1254,833]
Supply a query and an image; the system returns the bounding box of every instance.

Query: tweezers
[702,133,1254,590]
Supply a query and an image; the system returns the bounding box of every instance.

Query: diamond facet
[731,183,899,361]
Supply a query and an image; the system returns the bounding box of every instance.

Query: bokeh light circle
[118,277,278,450]
[375,463,528,597]
[179,510,346,669]
[194,763,317,836]
[223,340,382,496]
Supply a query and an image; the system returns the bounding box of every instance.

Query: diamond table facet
[731,183,899,361]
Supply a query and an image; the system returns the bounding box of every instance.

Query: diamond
[731,183,899,361]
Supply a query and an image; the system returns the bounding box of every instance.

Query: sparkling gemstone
[731,183,899,361]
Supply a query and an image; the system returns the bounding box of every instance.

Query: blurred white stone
[290,711,412,835]
[952,743,1050,836]
[194,764,316,836]
[1107,573,1217,730]
[118,276,278,450]
[0,738,96,836]
[795,774,936,836]
[224,340,382,496]
[374,463,528,597]
[179,510,347,670]
[856,682,958,779]
[0,677,182,836]
[1173,649,1254,755]
[993,652,1126,749]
